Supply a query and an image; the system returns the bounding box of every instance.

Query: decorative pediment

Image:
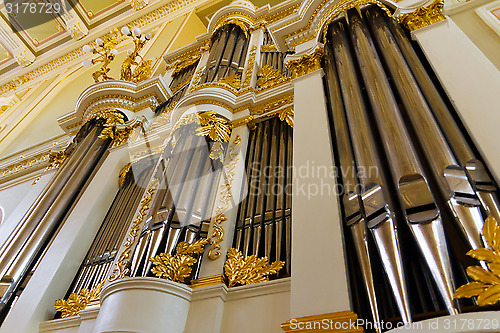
[58,75,169,134]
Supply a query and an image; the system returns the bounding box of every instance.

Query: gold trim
[54,280,104,318]
[260,44,278,52]
[281,311,363,332]
[398,0,446,31]
[230,115,254,129]
[242,45,258,88]
[119,163,132,187]
[190,274,225,289]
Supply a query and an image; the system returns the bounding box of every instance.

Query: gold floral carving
[208,135,241,260]
[278,106,294,127]
[242,45,257,88]
[120,36,155,83]
[196,111,231,142]
[224,248,284,287]
[109,187,155,281]
[257,65,290,90]
[286,47,324,79]
[47,150,67,171]
[216,74,242,90]
[260,44,277,52]
[119,163,132,187]
[398,0,445,31]
[54,280,104,318]
[454,216,500,306]
[150,238,209,283]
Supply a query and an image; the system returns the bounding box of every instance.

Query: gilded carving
[208,135,241,260]
[150,238,209,283]
[216,74,243,90]
[54,280,104,318]
[242,45,257,88]
[119,163,132,187]
[286,47,323,78]
[454,216,500,306]
[224,248,284,287]
[278,106,294,127]
[260,44,278,52]
[256,64,289,90]
[196,111,231,142]
[398,0,446,31]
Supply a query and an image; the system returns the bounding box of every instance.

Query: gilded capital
[285,45,324,79]
[398,0,446,31]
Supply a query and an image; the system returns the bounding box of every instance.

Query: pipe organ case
[0,117,115,323]
[322,5,500,327]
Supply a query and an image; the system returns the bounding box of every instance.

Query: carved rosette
[398,0,446,31]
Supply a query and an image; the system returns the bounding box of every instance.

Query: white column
[0,146,130,333]
[291,69,350,318]
[412,19,500,181]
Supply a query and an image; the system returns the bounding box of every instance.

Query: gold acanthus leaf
[278,106,294,127]
[196,111,231,142]
[54,281,104,318]
[224,248,284,288]
[150,238,209,283]
[256,64,288,89]
[216,74,242,90]
[454,216,500,306]
[119,163,132,187]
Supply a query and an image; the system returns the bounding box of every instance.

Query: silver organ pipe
[323,4,500,324]
[233,117,292,276]
[67,160,155,295]
[0,118,114,320]
[129,123,226,281]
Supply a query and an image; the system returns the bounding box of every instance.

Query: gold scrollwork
[242,45,257,88]
[213,17,251,38]
[286,47,324,79]
[398,0,445,31]
[54,280,104,318]
[150,238,209,283]
[260,44,277,52]
[47,150,67,171]
[454,216,500,306]
[196,111,232,142]
[119,163,132,187]
[224,248,284,287]
[108,187,155,281]
[208,135,242,260]
[216,74,243,90]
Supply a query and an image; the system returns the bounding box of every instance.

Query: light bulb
[95,38,104,47]
[83,45,93,54]
[121,26,131,36]
[110,49,118,56]
[132,27,141,37]
[144,32,152,40]
[82,59,92,67]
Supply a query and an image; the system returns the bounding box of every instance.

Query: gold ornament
[278,106,294,127]
[242,45,257,88]
[454,216,500,306]
[286,47,323,79]
[209,142,225,162]
[196,111,231,142]
[398,0,445,31]
[260,44,277,52]
[256,64,289,90]
[150,238,209,283]
[224,248,284,287]
[47,151,67,171]
[54,281,104,318]
[120,35,155,83]
[119,163,132,187]
[216,74,242,90]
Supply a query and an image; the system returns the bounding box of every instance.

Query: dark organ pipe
[323,42,381,330]
[328,21,411,323]
[200,24,249,85]
[0,119,112,320]
[233,117,292,275]
[347,8,457,315]
[366,7,486,253]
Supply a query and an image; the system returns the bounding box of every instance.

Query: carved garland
[208,134,241,260]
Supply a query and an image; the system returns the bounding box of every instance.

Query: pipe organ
[200,24,249,85]
[323,4,500,326]
[0,115,117,321]
[233,117,292,276]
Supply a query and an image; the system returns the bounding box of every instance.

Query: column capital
[285,43,324,79]
[398,0,446,31]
